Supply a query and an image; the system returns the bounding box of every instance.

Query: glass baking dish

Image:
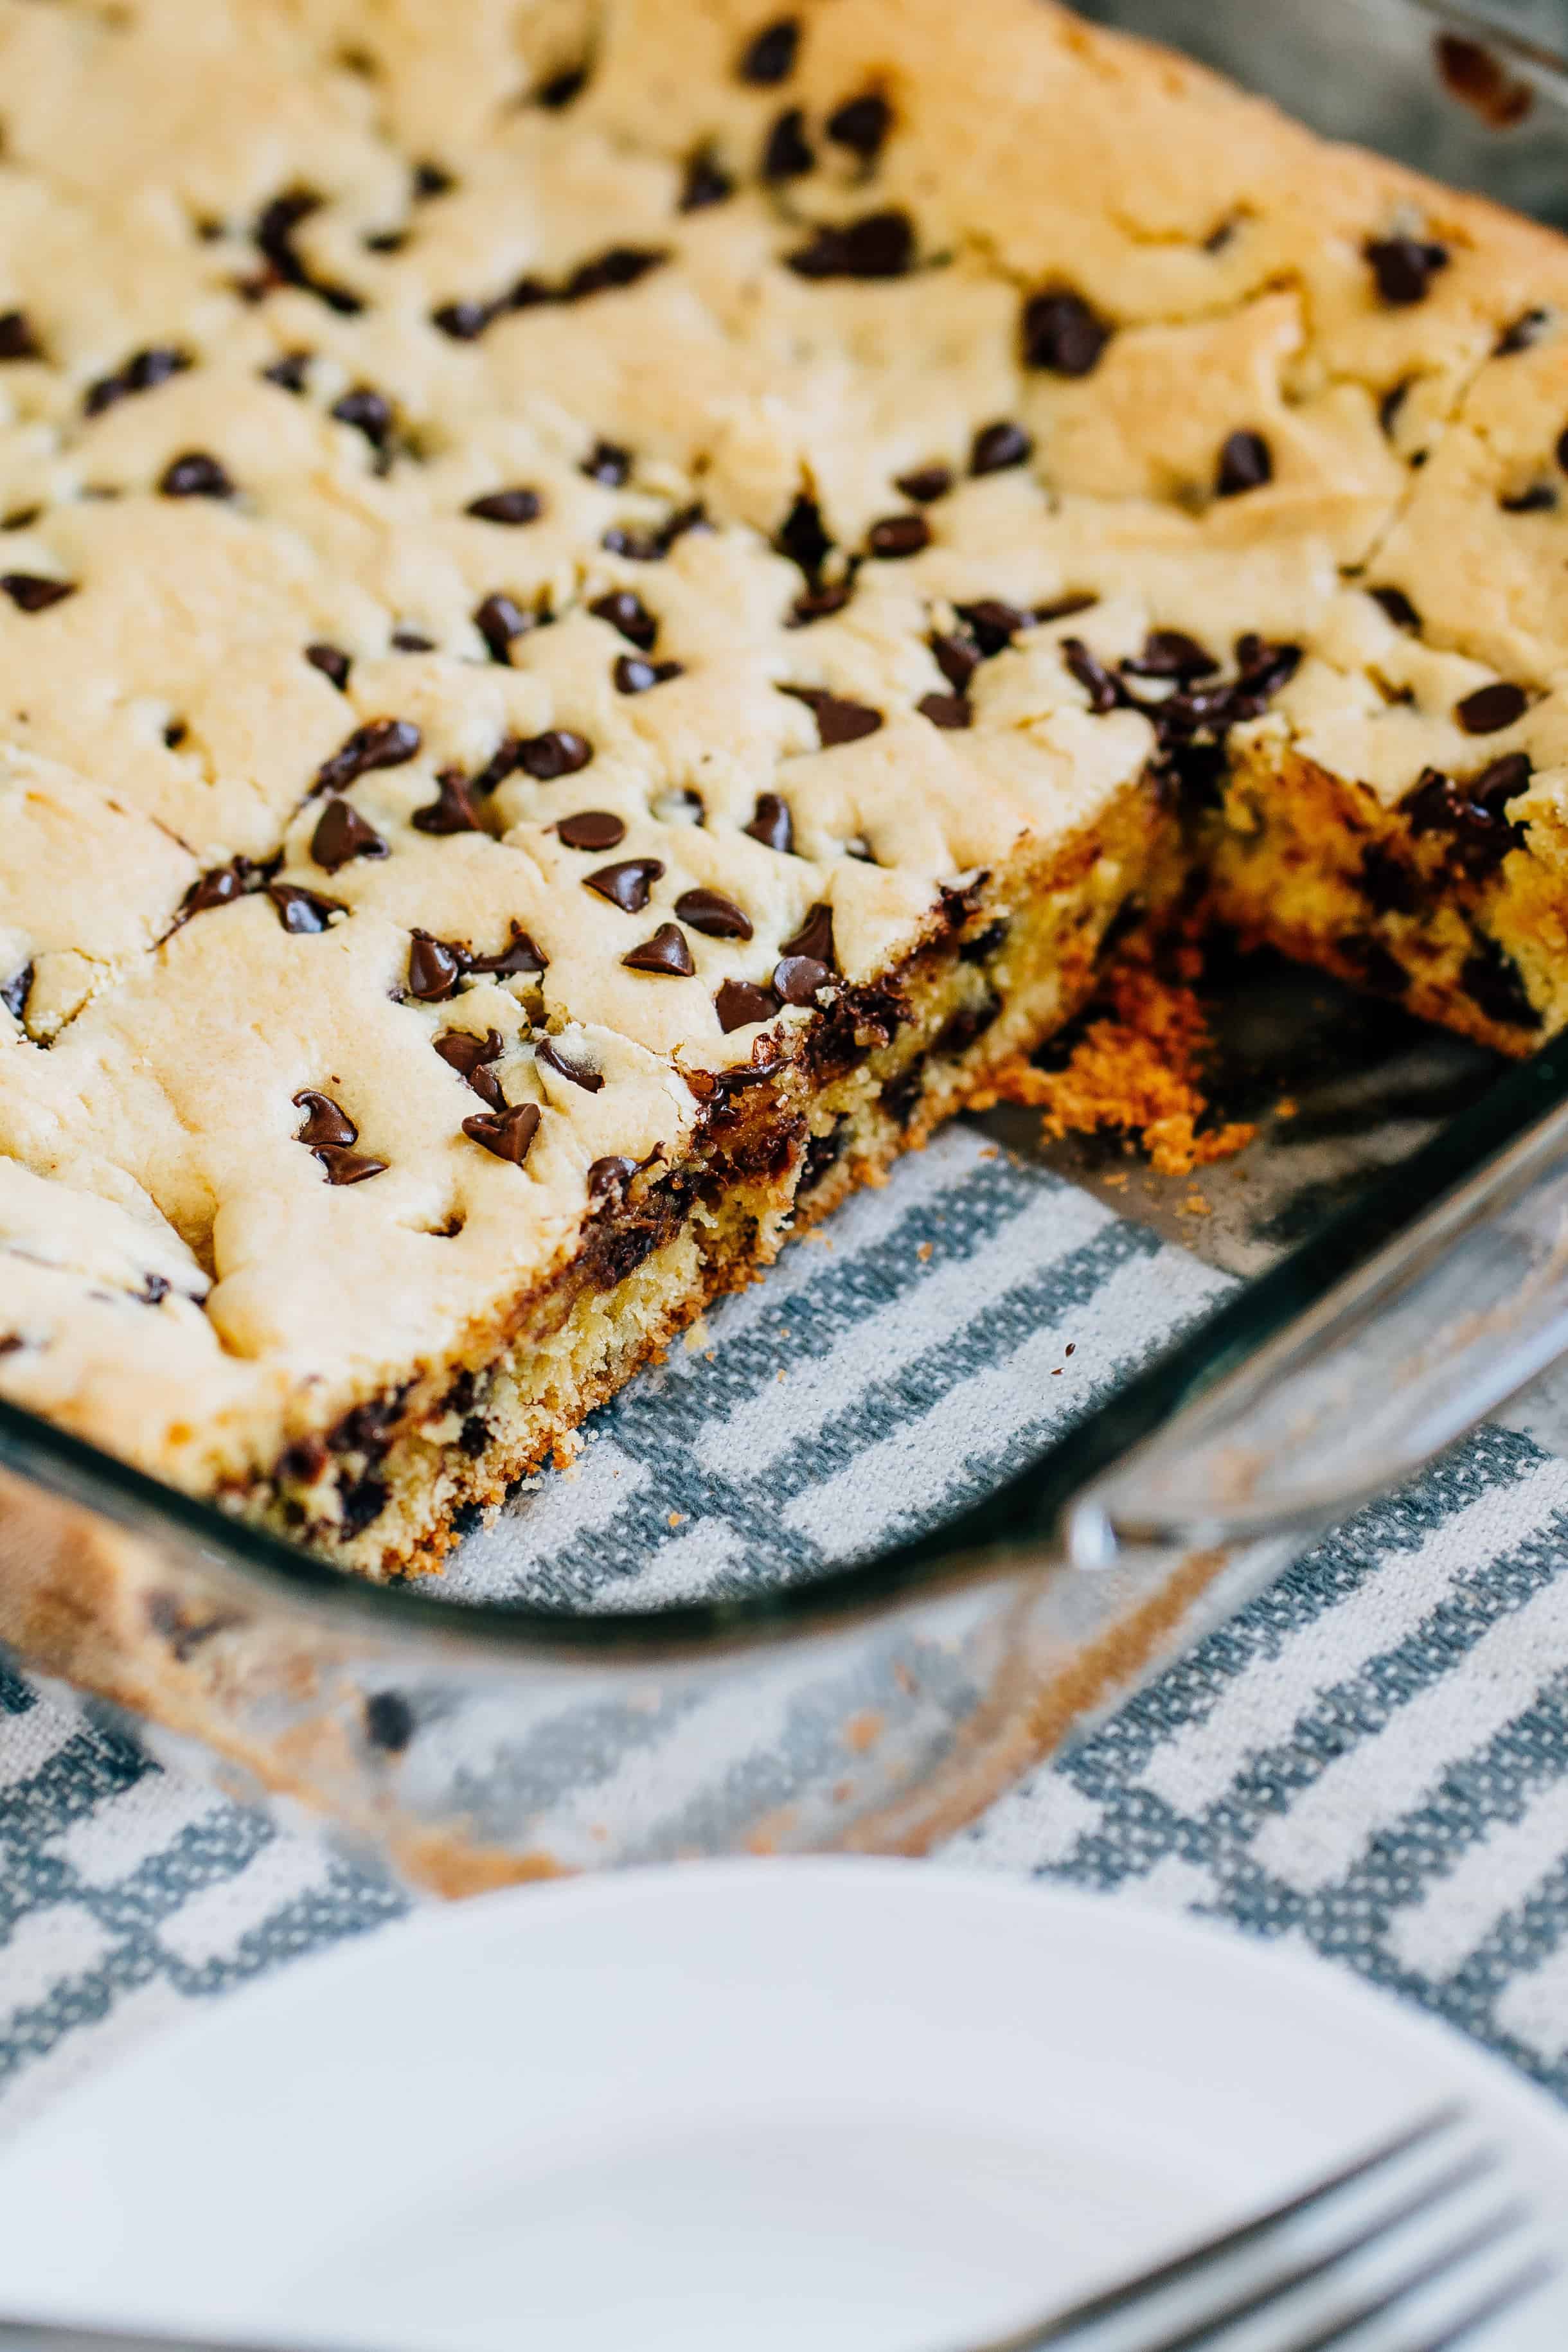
[5,0,1568,1894]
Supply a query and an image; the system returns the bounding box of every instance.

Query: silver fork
[972,2103,1556,2352]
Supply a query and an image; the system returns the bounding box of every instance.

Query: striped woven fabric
[2,1124,1567,2132]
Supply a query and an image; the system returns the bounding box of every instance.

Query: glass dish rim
[8,0,1568,1675]
[6,1032,1567,1669]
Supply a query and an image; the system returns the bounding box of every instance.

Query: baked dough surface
[4,0,1567,1571]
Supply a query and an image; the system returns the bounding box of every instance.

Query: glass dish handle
[1065,1078,1568,1567]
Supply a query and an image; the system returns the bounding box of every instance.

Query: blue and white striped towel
[2,1123,1566,2134]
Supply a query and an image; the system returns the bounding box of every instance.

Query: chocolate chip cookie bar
[4,0,1568,1580]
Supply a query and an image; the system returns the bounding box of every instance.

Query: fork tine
[979,2103,1465,2349]
[1120,2148,1499,2352]
[1266,2200,1533,2352]
[1411,2255,1560,2351]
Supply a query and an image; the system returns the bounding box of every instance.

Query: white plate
[1,1858,1564,2351]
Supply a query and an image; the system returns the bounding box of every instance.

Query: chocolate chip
[311,797,389,870]
[338,1472,390,1533]
[269,882,345,933]
[586,857,663,913]
[330,385,393,447]
[780,901,835,967]
[786,210,914,280]
[788,580,855,626]
[1554,427,1568,477]
[253,186,365,314]
[293,1088,357,1147]
[867,512,930,558]
[1461,936,1540,1028]
[1502,483,1558,513]
[0,310,42,362]
[880,1064,924,1127]
[1365,235,1449,306]
[1456,681,1528,733]
[680,148,735,211]
[781,685,884,745]
[773,954,830,1004]
[314,717,421,794]
[715,978,777,1031]
[959,919,1008,965]
[0,573,74,612]
[934,990,1001,1057]
[1123,629,1217,681]
[1215,429,1272,497]
[537,64,587,107]
[157,450,234,500]
[562,247,666,302]
[918,691,971,728]
[587,1154,639,1202]
[623,922,695,976]
[931,632,979,692]
[762,107,814,179]
[517,728,592,779]
[163,718,184,749]
[363,229,407,255]
[895,464,952,504]
[537,1037,603,1091]
[826,91,890,157]
[391,628,434,652]
[970,420,1031,476]
[1472,751,1532,809]
[1034,592,1100,623]
[1022,289,1110,375]
[1359,842,1420,916]
[364,1691,415,1751]
[582,438,632,487]
[956,600,1027,657]
[745,792,794,853]
[466,486,542,524]
[467,923,548,977]
[305,642,351,690]
[1369,585,1421,631]
[413,767,482,835]
[432,298,496,341]
[614,652,683,693]
[407,930,465,999]
[83,344,191,416]
[434,1027,504,1105]
[557,809,626,850]
[601,501,708,562]
[739,17,799,83]
[776,494,833,580]
[1,508,40,532]
[1400,763,1525,877]
[590,589,657,648]
[474,591,530,661]
[1,962,32,1021]
[675,886,753,939]
[599,528,654,562]
[1496,308,1549,355]
[181,859,254,918]
[295,1092,386,1184]
[262,350,312,393]
[463,1101,542,1163]
[413,161,453,200]
[1060,636,1123,714]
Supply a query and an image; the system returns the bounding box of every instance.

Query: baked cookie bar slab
[7,0,1568,1584]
